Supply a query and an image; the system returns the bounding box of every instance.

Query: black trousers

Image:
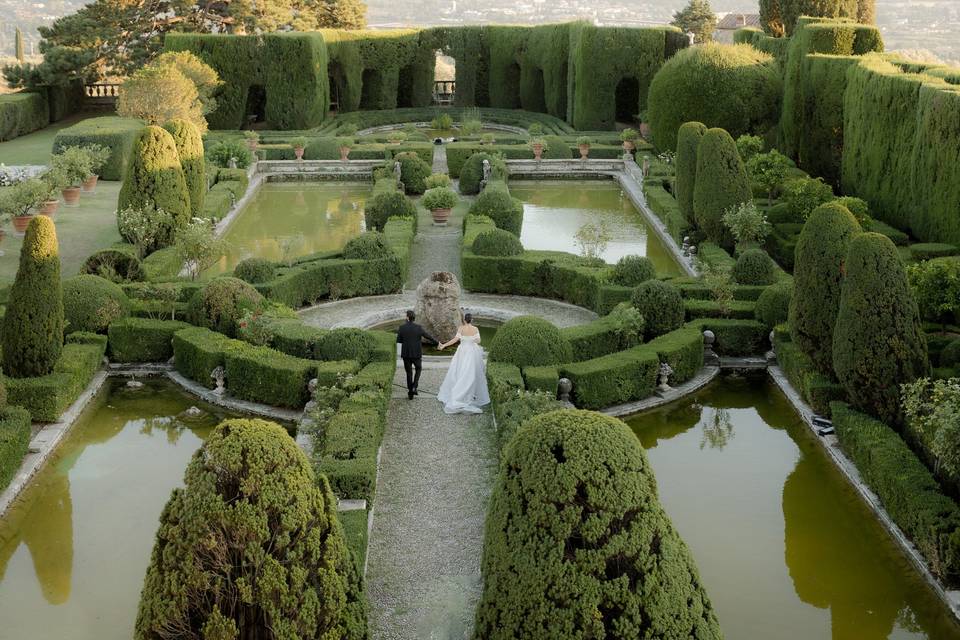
[402,357,422,392]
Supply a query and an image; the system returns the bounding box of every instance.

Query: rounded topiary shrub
[316,328,378,365]
[187,277,264,338]
[80,244,145,282]
[135,418,366,640]
[755,279,793,330]
[610,255,656,287]
[469,183,524,236]
[365,190,417,231]
[472,228,523,257]
[631,280,684,339]
[833,233,929,426]
[942,340,960,368]
[234,257,275,284]
[733,248,776,285]
[460,152,506,195]
[62,274,131,334]
[789,202,862,376]
[693,128,752,250]
[488,316,573,368]
[647,43,782,151]
[475,409,722,639]
[342,232,396,261]
[395,151,431,195]
[2,216,64,378]
[163,118,205,218]
[117,125,191,250]
[675,121,707,226]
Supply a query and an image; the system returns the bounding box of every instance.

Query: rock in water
[414,271,462,344]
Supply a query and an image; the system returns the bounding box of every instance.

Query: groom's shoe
[412,388,419,396]
[407,391,414,400]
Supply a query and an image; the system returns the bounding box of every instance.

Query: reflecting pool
[511,180,683,275]
[209,182,369,275]
[0,378,237,640]
[626,375,960,640]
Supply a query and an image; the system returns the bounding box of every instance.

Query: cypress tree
[475,409,722,639]
[118,125,191,250]
[675,121,707,227]
[693,128,752,250]
[163,119,205,219]
[135,418,366,640]
[833,233,929,426]
[789,202,861,376]
[2,216,64,378]
[760,0,870,35]
[14,28,24,62]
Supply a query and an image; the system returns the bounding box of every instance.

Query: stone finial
[211,366,227,395]
[558,378,573,404]
[304,378,320,413]
[766,330,777,365]
[657,362,674,394]
[228,157,238,169]
[703,330,719,366]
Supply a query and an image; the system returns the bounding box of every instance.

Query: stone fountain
[414,271,462,343]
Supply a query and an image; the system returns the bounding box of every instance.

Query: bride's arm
[438,331,462,350]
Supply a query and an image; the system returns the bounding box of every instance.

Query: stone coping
[357,122,528,137]
[602,366,721,418]
[255,159,383,179]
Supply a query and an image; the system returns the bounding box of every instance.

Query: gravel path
[366,366,497,639]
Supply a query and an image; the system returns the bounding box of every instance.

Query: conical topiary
[675,121,707,227]
[789,202,861,376]
[163,118,205,218]
[135,418,367,640]
[118,125,191,250]
[2,215,64,377]
[693,128,752,250]
[833,233,929,426]
[475,409,722,639]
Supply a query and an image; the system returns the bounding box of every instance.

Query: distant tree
[672,0,718,43]
[760,0,874,36]
[14,28,24,62]
[118,65,205,131]
[3,46,96,90]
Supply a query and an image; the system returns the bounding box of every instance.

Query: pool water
[0,378,239,640]
[626,375,960,640]
[209,182,369,275]
[510,180,683,276]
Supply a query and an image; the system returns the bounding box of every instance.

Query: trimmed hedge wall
[0,92,49,142]
[52,117,145,181]
[108,318,191,363]
[0,406,31,492]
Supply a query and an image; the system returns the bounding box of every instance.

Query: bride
[436,313,490,414]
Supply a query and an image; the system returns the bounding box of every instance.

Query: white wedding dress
[437,330,490,414]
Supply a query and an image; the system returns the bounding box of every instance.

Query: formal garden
[0,8,958,640]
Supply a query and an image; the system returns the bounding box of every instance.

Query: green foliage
[911,243,959,261]
[942,341,960,369]
[647,43,781,151]
[907,259,960,327]
[489,316,572,368]
[733,248,776,285]
[755,280,792,329]
[342,231,396,261]
[425,173,452,189]
[736,134,764,161]
[0,406,31,493]
[789,202,861,375]
[693,128,752,249]
[0,92,49,142]
[163,119,205,218]
[53,116,144,181]
[560,303,645,361]
[459,152,507,195]
[186,277,265,338]
[208,139,253,169]
[118,64,205,131]
[472,228,524,257]
[135,418,366,640]
[722,200,771,250]
[316,328,378,366]
[833,233,929,425]
[675,121,706,226]
[610,255,655,287]
[234,257,276,284]
[761,0,875,36]
[631,280,684,339]
[901,377,960,480]
[476,409,721,639]
[420,186,459,210]
[747,149,791,202]
[175,218,226,280]
[107,317,191,362]
[469,182,523,236]
[2,216,64,378]
[394,151,431,194]
[671,0,718,43]
[62,274,131,334]
[782,177,834,221]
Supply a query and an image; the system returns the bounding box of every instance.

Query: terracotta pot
[532,143,544,161]
[82,174,98,192]
[431,207,451,225]
[246,139,258,151]
[339,146,351,161]
[294,146,305,160]
[12,214,33,234]
[62,186,81,206]
[38,199,60,216]
[579,144,590,160]
[622,140,635,152]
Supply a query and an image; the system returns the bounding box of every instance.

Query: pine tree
[14,27,24,63]
[671,0,718,43]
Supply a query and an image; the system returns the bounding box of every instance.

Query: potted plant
[422,186,458,225]
[51,146,91,205]
[425,173,452,189]
[39,168,67,216]
[527,122,545,137]
[529,137,548,161]
[620,128,639,153]
[431,113,453,131]
[243,130,259,151]
[290,136,308,161]
[577,136,593,160]
[336,137,354,161]
[82,144,110,192]
[387,131,407,145]
[480,133,496,145]
[4,179,49,233]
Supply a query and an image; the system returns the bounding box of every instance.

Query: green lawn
[0,114,90,166]
[0,182,122,287]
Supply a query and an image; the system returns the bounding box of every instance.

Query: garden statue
[183,406,204,418]
[703,330,719,366]
[657,362,674,394]
[126,378,144,389]
[558,378,574,406]
[766,330,777,365]
[414,271,462,343]
[303,378,320,413]
[681,236,691,255]
[211,366,227,395]
[480,159,492,191]
[642,156,651,177]
[228,157,237,169]
[393,160,402,183]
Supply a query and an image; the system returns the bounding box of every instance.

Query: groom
[396,310,438,400]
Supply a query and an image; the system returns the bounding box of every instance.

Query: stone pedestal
[414,272,463,343]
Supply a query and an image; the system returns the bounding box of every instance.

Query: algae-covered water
[626,375,960,640]
[510,180,683,275]
[0,378,237,640]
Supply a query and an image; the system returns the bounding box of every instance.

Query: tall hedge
[693,128,752,249]
[647,43,782,151]
[163,119,205,218]
[117,125,191,250]
[675,121,707,226]
[760,0,875,36]
[789,202,861,376]
[135,418,366,639]
[475,409,722,639]
[2,216,64,378]
[833,233,929,426]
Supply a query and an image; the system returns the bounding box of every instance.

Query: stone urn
[531,142,545,161]
[339,146,351,161]
[622,140,635,153]
[578,144,590,160]
[294,146,305,160]
[414,271,462,344]
[61,186,81,206]
[430,207,451,225]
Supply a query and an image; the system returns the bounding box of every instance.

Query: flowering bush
[117,205,175,258]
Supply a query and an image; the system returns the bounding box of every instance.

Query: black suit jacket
[396,321,437,359]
